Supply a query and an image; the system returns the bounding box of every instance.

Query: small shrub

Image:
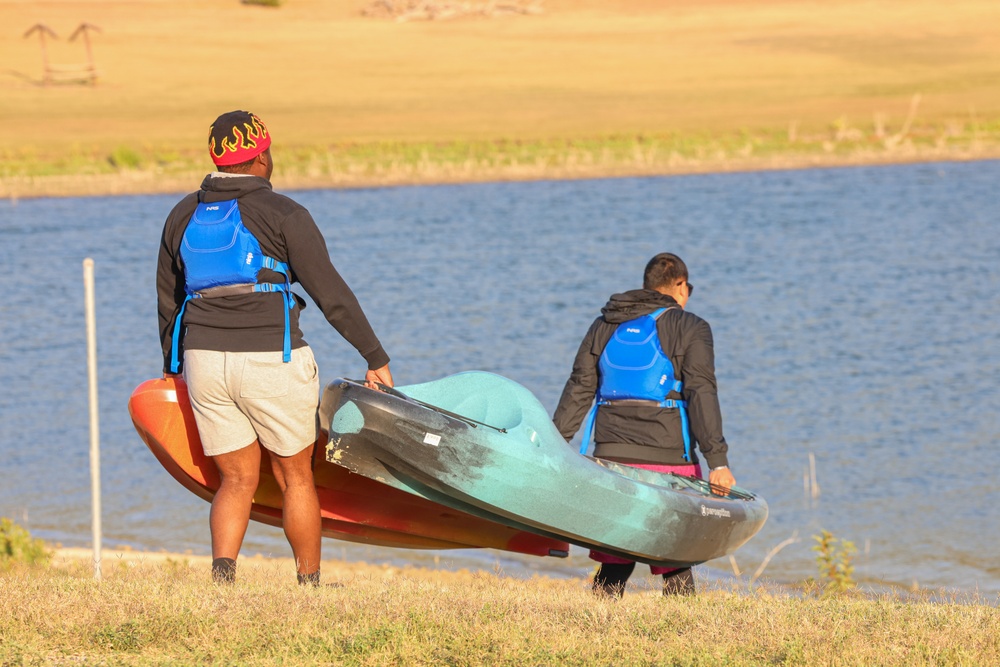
[153,150,181,165]
[108,146,143,170]
[0,517,52,569]
[162,556,191,575]
[92,621,147,652]
[812,529,856,595]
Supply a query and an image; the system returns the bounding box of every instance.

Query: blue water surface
[1,160,997,596]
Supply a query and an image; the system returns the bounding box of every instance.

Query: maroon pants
[589,461,703,575]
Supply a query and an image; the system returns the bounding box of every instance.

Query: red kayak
[128,377,569,558]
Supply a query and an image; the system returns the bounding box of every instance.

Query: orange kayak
[127,377,569,558]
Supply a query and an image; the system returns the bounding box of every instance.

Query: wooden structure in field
[23,22,101,85]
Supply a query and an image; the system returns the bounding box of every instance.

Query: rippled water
[1,160,998,595]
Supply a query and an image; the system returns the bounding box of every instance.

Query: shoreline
[51,547,590,588]
[4,145,999,201]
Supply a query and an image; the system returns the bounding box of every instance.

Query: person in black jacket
[157,110,393,586]
[552,252,736,597]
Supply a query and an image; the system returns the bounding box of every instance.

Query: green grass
[3,115,999,199]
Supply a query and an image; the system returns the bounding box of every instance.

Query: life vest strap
[578,398,692,461]
[260,256,289,276]
[280,289,292,363]
[579,402,599,455]
[598,397,686,409]
[193,283,256,298]
[169,295,193,374]
[169,282,293,371]
[253,282,289,294]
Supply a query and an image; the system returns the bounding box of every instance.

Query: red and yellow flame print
[209,112,271,166]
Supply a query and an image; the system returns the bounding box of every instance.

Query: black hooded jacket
[157,173,389,373]
[552,289,730,469]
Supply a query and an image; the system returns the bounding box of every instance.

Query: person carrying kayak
[157,110,393,586]
[552,252,736,597]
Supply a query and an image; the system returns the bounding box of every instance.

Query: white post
[83,258,102,580]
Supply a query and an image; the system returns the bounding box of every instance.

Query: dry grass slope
[3,0,1000,196]
[1,550,998,666]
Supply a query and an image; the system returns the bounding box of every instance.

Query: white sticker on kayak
[423,433,441,447]
[701,506,731,518]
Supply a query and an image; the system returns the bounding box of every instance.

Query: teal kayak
[320,371,768,568]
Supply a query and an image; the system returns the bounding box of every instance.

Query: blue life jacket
[169,199,293,373]
[579,307,692,460]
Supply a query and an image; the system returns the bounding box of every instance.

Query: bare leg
[210,441,262,560]
[269,444,321,576]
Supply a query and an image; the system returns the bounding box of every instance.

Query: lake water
[1,161,998,597]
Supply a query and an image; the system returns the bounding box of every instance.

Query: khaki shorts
[183,347,320,457]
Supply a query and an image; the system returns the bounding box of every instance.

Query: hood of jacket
[600,289,680,324]
[198,172,272,202]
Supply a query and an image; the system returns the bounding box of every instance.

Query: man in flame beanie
[158,108,394,588]
[208,110,272,167]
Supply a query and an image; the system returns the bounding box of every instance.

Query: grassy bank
[3,0,1000,198]
[2,551,997,666]
[3,118,1000,199]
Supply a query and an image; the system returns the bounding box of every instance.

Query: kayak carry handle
[345,378,508,434]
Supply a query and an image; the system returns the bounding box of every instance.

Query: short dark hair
[643,253,688,291]
[218,156,257,174]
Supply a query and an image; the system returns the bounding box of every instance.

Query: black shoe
[297,570,321,587]
[662,568,696,596]
[592,562,635,599]
[212,557,236,584]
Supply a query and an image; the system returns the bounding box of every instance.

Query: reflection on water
[1,160,998,595]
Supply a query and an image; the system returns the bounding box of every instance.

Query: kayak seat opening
[401,372,528,431]
[449,391,523,431]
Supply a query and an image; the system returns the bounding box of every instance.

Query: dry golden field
[2,0,1000,196]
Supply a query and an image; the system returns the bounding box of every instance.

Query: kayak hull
[321,373,768,568]
[128,377,570,557]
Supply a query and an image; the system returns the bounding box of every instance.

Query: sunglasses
[678,280,694,295]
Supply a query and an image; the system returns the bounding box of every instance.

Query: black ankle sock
[297,570,320,587]
[593,562,636,598]
[212,557,237,584]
